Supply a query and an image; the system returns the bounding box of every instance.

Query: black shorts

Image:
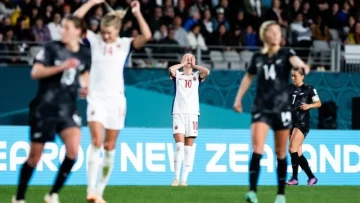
[28,102,81,143]
[251,112,292,131]
[291,124,309,137]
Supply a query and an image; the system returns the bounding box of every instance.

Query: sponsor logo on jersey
[91,110,95,116]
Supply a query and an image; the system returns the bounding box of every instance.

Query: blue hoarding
[0,126,359,185]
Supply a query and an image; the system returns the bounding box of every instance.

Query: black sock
[249,153,262,192]
[299,155,315,179]
[290,152,299,180]
[50,156,75,194]
[16,161,35,200]
[277,158,287,195]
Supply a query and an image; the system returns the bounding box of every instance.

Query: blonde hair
[259,20,278,54]
[101,9,128,29]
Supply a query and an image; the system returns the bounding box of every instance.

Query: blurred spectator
[301,1,314,24]
[311,15,332,41]
[148,6,163,33]
[30,7,39,25]
[130,29,147,64]
[173,16,189,46]
[290,12,312,60]
[163,6,176,25]
[243,25,257,50]
[338,2,350,27]
[120,20,133,37]
[207,23,229,49]
[15,16,33,41]
[153,24,168,41]
[290,0,301,20]
[48,13,62,40]
[264,0,288,28]
[227,25,244,47]
[187,24,208,52]
[183,7,201,31]
[92,6,104,23]
[175,0,188,20]
[343,15,356,35]
[53,0,65,15]
[346,21,360,44]
[0,0,16,17]
[19,0,32,17]
[215,0,230,20]
[156,26,182,66]
[190,0,209,14]
[43,5,54,24]
[70,0,82,12]
[89,18,99,34]
[200,8,213,39]
[4,28,19,63]
[32,18,51,42]
[243,0,264,30]
[63,4,72,17]
[212,7,229,31]
[233,10,247,30]
[326,3,342,30]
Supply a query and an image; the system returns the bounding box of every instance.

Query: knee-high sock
[174,142,184,180]
[97,150,115,196]
[87,145,101,194]
[181,145,193,183]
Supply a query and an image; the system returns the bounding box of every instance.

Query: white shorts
[87,94,126,130]
[172,114,199,137]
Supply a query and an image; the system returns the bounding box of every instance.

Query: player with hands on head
[74,0,151,202]
[169,53,210,186]
[233,21,309,203]
[286,67,321,186]
[12,15,91,203]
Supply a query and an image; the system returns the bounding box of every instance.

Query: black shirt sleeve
[34,42,55,66]
[247,53,258,75]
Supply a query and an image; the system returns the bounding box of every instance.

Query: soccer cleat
[86,194,97,202]
[11,196,26,203]
[244,191,258,203]
[286,178,299,185]
[44,193,60,203]
[94,197,107,203]
[274,195,286,203]
[171,179,179,186]
[180,181,188,186]
[307,177,318,186]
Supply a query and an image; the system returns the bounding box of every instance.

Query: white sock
[97,150,115,196]
[182,145,193,183]
[174,142,184,180]
[87,145,101,195]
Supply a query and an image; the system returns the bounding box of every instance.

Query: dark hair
[64,15,87,34]
[292,67,305,75]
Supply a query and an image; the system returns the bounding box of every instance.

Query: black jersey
[289,83,319,128]
[32,41,91,109]
[247,48,296,113]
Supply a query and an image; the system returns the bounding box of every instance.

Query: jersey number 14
[263,64,276,80]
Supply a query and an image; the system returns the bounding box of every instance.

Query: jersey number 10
[185,80,192,88]
[263,64,276,80]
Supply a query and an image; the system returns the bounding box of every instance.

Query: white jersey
[85,30,133,96]
[172,70,201,115]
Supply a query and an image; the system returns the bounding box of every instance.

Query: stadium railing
[0,40,357,72]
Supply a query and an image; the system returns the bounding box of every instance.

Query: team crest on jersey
[116,43,121,48]
[193,77,197,81]
[174,125,178,130]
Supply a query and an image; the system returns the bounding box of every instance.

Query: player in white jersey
[169,53,210,186]
[74,1,151,202]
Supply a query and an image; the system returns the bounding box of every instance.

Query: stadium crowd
[0,0,359,65]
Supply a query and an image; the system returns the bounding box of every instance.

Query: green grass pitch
[1,186,360,203]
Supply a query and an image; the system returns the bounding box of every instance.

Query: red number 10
[185,80,192,88]
[192,121,198,130]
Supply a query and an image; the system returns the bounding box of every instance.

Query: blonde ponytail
[101,8,128,29]
[259,20,277,54]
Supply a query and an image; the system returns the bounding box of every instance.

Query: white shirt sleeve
[84,30,100,48]
[120,37,134,51]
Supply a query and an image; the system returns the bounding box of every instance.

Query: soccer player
[286,67,321,186]
[233,21,310,203]
[73,0,151,202]
[12,16,91,203]
[169,53,210,186]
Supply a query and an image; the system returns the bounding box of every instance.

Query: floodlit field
[1,186,359,203]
